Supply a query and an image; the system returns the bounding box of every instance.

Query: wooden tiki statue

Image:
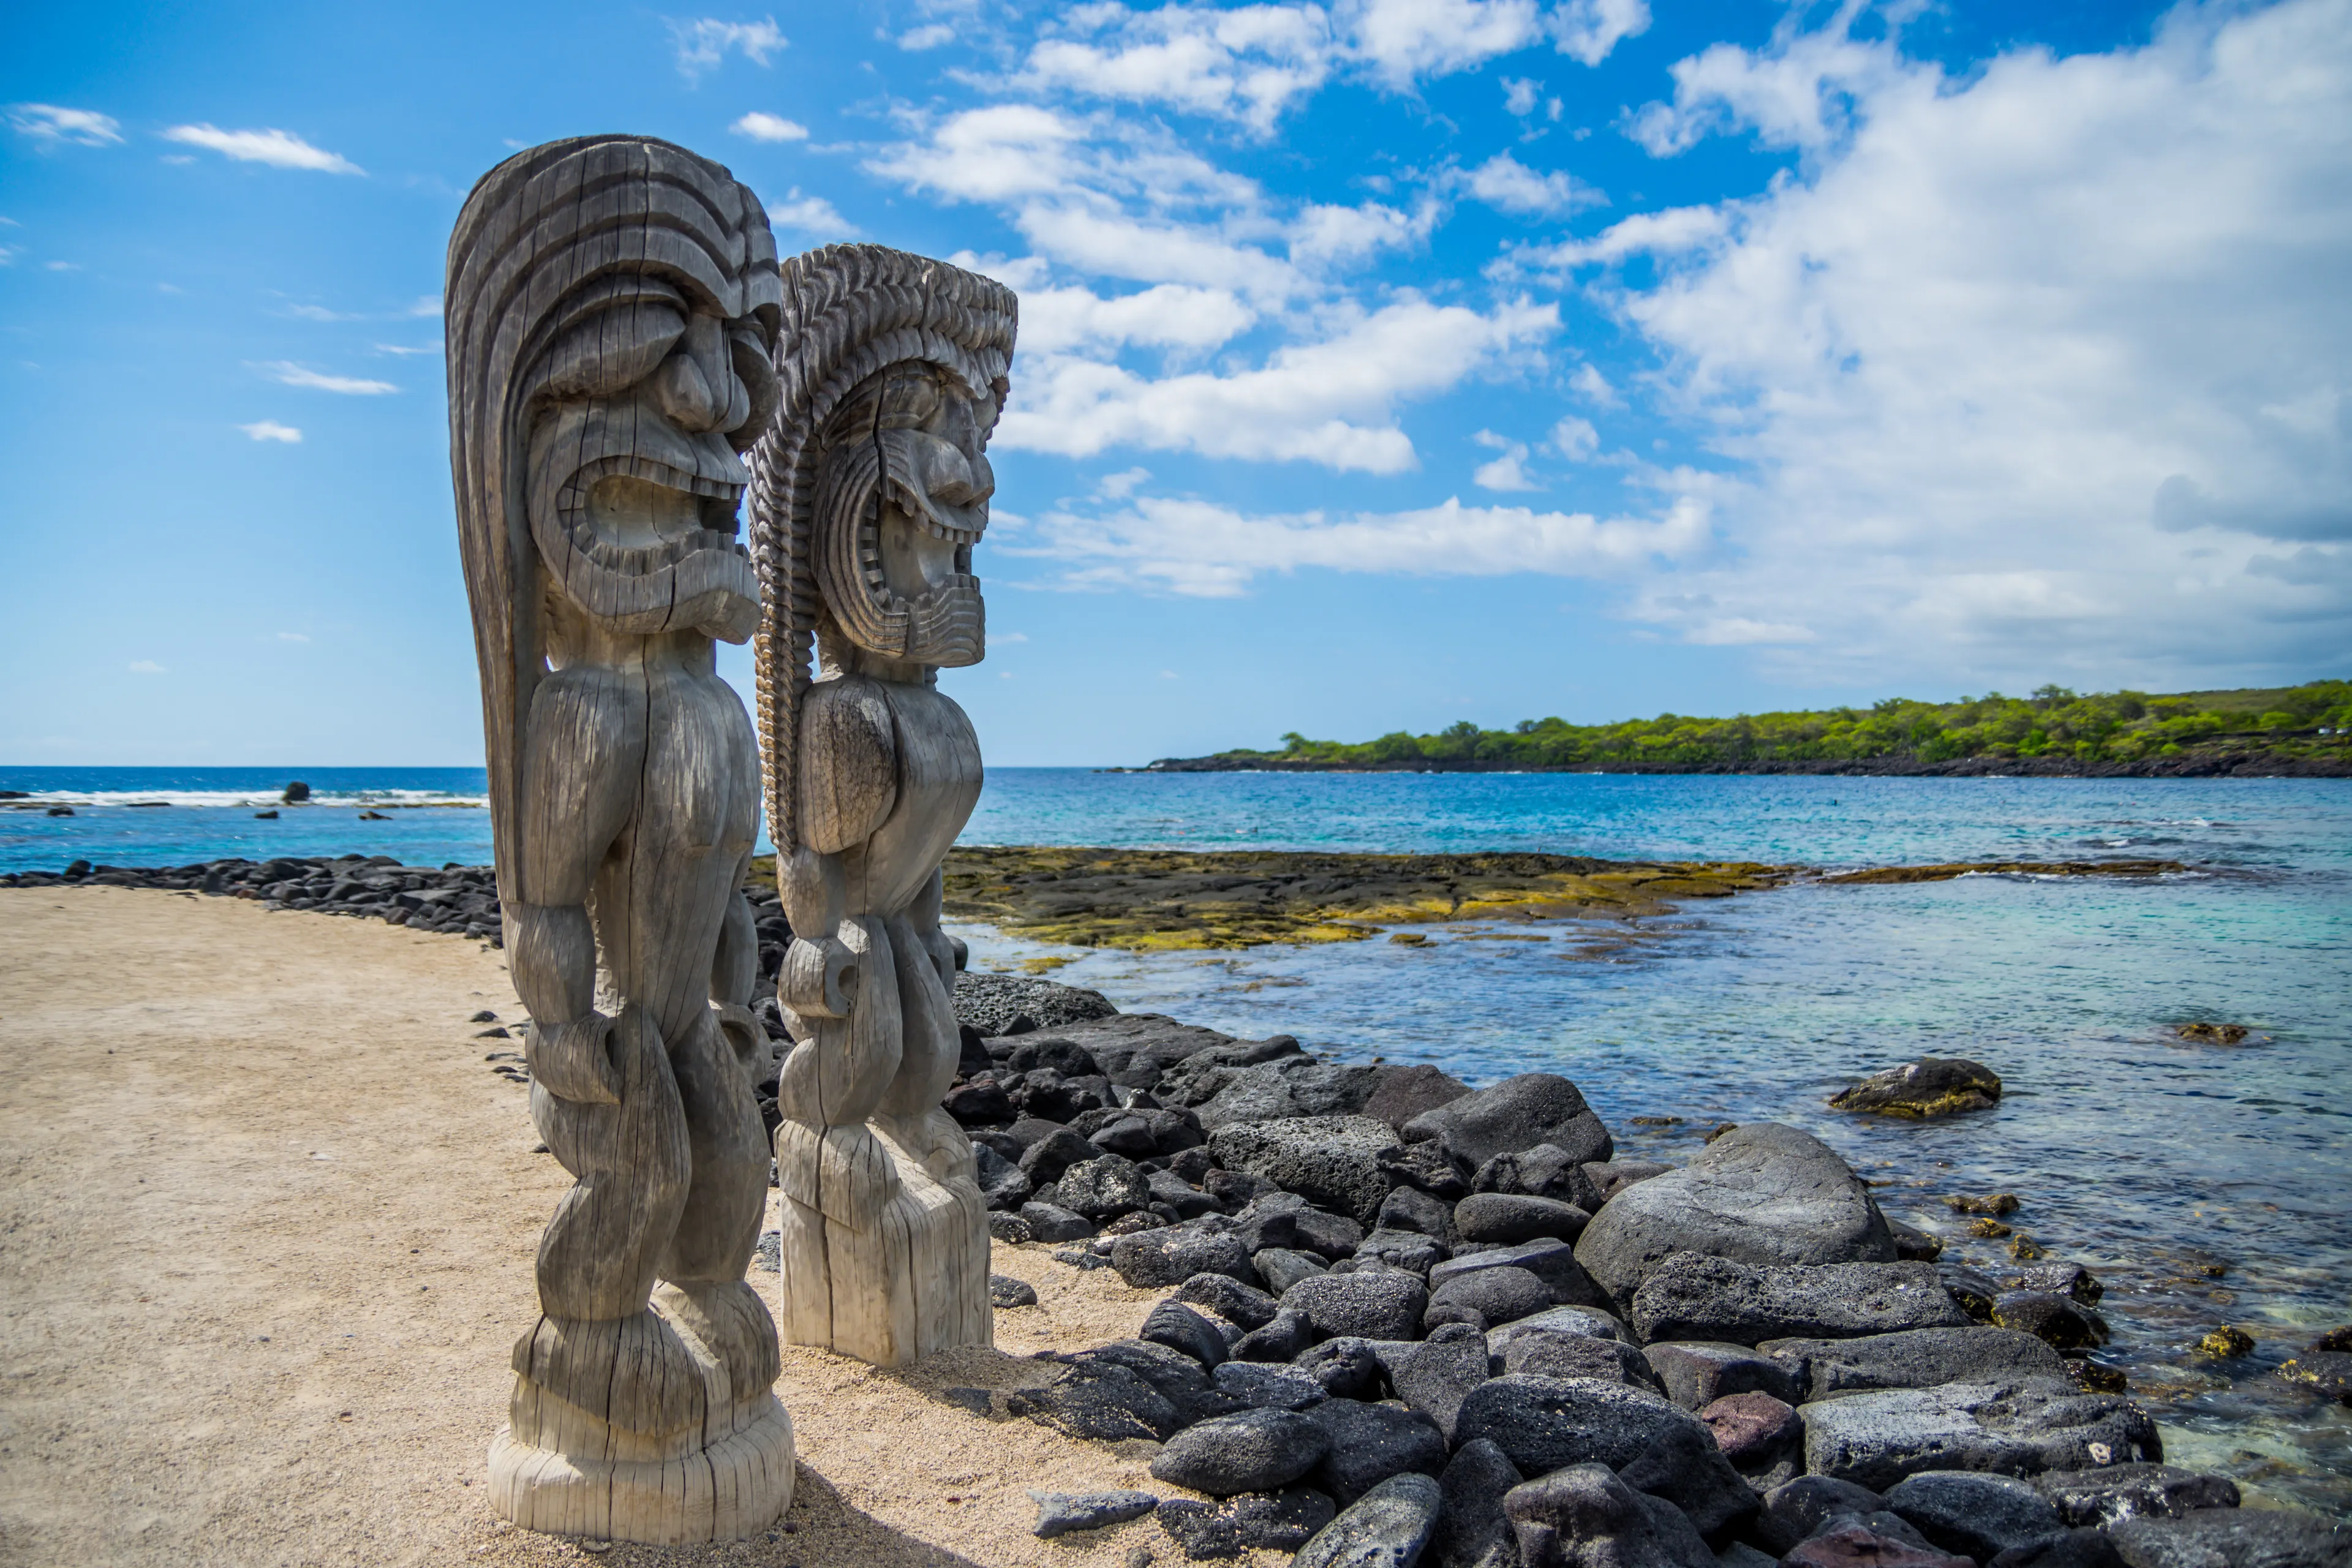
[446,135,794,1542]
[747,246,1016,1365]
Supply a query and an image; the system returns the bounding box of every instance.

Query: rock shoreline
[949,976,2352,1568]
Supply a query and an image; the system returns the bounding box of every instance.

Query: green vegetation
[1180,680,2352,773]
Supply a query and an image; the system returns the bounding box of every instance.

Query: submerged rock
[1828,1058,2003,1118]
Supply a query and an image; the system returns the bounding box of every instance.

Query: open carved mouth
[554,454,752,578]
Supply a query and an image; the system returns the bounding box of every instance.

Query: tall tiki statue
[447,136,794,1542]
[748,246,1015,1365]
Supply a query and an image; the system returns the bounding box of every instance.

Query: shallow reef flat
[938,847,1796,951]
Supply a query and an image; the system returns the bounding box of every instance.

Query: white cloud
[1569,363,1619,405]
[285,303,355,322]
[1623,9,1904,157]
[731,111,808,142]
[255,362,398,395]
[672,17,786,80]
[1550,414,1599,459]
[900,23,956,50]
[239,420,303,443]
[766,189,856,238]
[1548,0,1649,68]
[44,260,77,272]
[1498,204,1724,276]
[997,296,1558,472]
[128,660,165,674]
[1472,429,1537,490]
[1602,0,2352,680]
[1288,198,1439,266]
[10,104,123,146]
[993,630,1030,643]
[1020,284,1256,353]
[161,125,361,174]
[1502,77,1542,116]
[1464,151,1597,215]
[407,295,443,318]
[1344,0,1542,84]
[1017,5,1334,132]
[372,342,440,356]
[1012,492,1707,595]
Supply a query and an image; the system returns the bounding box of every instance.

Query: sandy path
[0,888,1221,1568]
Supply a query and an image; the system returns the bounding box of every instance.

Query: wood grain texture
[752,247,1014,1367]
[448,134,790,1544]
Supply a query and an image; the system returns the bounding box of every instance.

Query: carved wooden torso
[797,674,981,916]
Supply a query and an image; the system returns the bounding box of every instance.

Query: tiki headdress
[446,135,782,894]
[748,245,1017,853]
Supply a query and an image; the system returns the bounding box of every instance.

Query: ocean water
[7,764,2350,1511]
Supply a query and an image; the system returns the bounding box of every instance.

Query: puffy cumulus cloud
[1019,283,1256,353]
[1287,197,1440,266]
[1341,0,1646,83]
[1596,0,2352,682]
[10,104,123,146]
[1623,7,1905,156]
[1472,429,1539,490]
[1018,4,1334,132]
[899,23,956,50]
[1549,0,1650,67]
[162,125,361,173]
[766,189,856,238]
[1551,415,1599,459]
[671,17,786,80]
[1462,151,1600,215]
[239,420,302,443]
[997,296,1558,472]
[1008,492,1706,595]
[1496,204,1723,276]
[729,111,807,141]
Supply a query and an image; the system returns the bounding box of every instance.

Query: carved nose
[652,350,719,431]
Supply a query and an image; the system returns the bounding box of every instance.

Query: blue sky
[4,0,2346,766]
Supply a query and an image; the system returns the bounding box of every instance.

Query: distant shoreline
[1137,748,2352,779]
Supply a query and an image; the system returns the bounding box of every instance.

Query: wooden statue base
[487,1286,794,1544]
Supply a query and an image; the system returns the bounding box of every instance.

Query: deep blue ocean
[6,764,2348,1510]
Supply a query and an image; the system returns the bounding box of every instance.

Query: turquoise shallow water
[9,765,2350,1510]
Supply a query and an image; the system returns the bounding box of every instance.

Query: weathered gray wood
[448,134,791,1544]
[747,246,1015,1366]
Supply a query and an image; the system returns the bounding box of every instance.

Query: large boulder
[1454,1374,1712,1477]
[1307,1398,1452,1506]
[1150,1408,1330,1495]
[1294,1472,1445,1568]
[1286,1272,1430,1343]
[1828,1058,2002,1118]
[2106,1508,2352,1567]
[1362,1065,1472,1133]
[1430,1438,1524,1568]
[1642,1341,1800,1409]
[1403,1074,1613,1170]
[1800,1379,2163,1491]
[1193,1058,1392,1128]
[952,971,1117,1036]
[1630,1254,1969,1346]
[1575,1123,1895,1312]
[1212,1116,1402,1226]
[1111,1224,1258,1289]
[1763,1326,2067,1399]
[1885,1471,2065,1561]
[1502,1463,1715,1568]
[2030,1463,2239,1528]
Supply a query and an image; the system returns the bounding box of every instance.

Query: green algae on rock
[937,846,1792,952]
[1829,1058,2005,1118]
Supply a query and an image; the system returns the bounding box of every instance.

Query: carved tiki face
[810,363,997,668]
[526,277,781,646]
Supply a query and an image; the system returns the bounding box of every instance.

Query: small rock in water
[1947,1192,2022,1215]
[2173,1021,2250,1045]
[1031,1489,1159,1539]
[2277,1349,2352,1404]
[1828,1057,2002,1117]
[1990,1290,2109,1351]
[2029,1462,2239,1527]
[2193,1324,2254,1358]
[990,1273,1039,1308]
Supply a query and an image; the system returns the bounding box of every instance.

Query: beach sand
[0,888,1222,1568]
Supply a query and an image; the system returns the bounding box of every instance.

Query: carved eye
[540,302,687,401]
